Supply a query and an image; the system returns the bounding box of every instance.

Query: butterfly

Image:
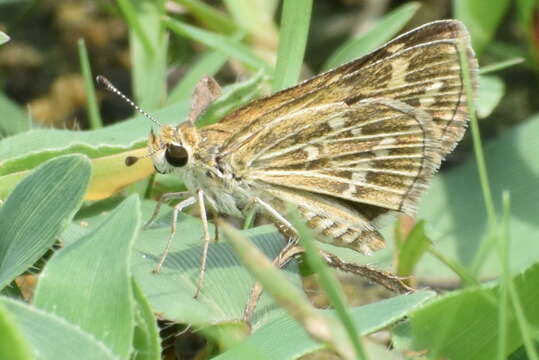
[99,19,477,303]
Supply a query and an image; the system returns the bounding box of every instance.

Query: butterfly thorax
[179,124,253,217]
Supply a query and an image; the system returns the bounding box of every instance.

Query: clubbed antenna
[124,148,162,167]
[96,75,163,127]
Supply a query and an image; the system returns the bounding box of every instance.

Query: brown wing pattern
[259,185,386,254]
[205,20,477,159]
[241,99,439,216]
[204,20,477,254]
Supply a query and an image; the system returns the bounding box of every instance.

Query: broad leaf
[2,297,116,360]
[33,196,140,359]
[0,155,90,289]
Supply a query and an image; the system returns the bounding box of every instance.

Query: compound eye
[165,144,188,167]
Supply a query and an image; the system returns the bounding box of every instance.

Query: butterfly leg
[252,197,297,237]
[194,189,211,299]
[243,239,302,322]
[144,191,189,229]
[242,197,301,322]
[153,195,197,274]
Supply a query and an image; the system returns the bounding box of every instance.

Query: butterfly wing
[259,184,386,255]
[206,19,477,159]
[238,98,438,212]
[202,20,477,254]
[239,98,442,254]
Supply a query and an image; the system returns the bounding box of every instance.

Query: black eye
[165,144,188,167]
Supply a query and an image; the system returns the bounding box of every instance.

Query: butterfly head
[96,75,218,174]
[146,122,199,174]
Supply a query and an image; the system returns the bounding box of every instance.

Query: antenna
[96,75,163,127]
[125,152,158,167]
[124,144,162,167]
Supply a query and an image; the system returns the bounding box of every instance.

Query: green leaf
[116,0,154,56]
[0,32,9,46]
[396,221,431,277]
[0,101,188,201]
[130,202,299,330]
[125,0,168,110]
[78,38,102,129]
[173,0,237,34]
[1,297,116,360]
[0,92,30,138]
[415,114,539,281]
[396,263,539,360]
[33,195,140,359]
[222,0,279,50]
[219,220,357,359]
[0,299,32,360]
[272,0,312,91]
[479,58,525,75]
[322,2,420,71]
[476,75,505,118]
[216,290,435,360]
[0,155,90,289]
[164,17,271,73]
[168,50,229,105]
[454,0,511,56]
[290,211,366,359]
[132,279,161,360]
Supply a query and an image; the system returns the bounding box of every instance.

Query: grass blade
[164,17,271,72]
[322,2,420,71]
[126,0,168,110]
[116,0,154,56]
[172,0,237,34]
[272,0,312,91]
[168,50,229,104]
[497,191,510,360]
[78,39,102,129]
[457,41,498,273]
[289,211,368,360]
[218,221,357,360]
[479,57,525,75]
[396,221,431,278]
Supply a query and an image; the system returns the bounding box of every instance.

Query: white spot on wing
[343,185,356,198]
[373,137,397,157]
[351,171,367,184]
[330,225,348,238]
[419,81,444,107]
[340,232,357,244]
[388,57,410,88]
[328,117,346,130]
[317,218,335,231]
[303,145,319,160]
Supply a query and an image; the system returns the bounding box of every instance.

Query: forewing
[206,19,477,158]
[238,99,439,217]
